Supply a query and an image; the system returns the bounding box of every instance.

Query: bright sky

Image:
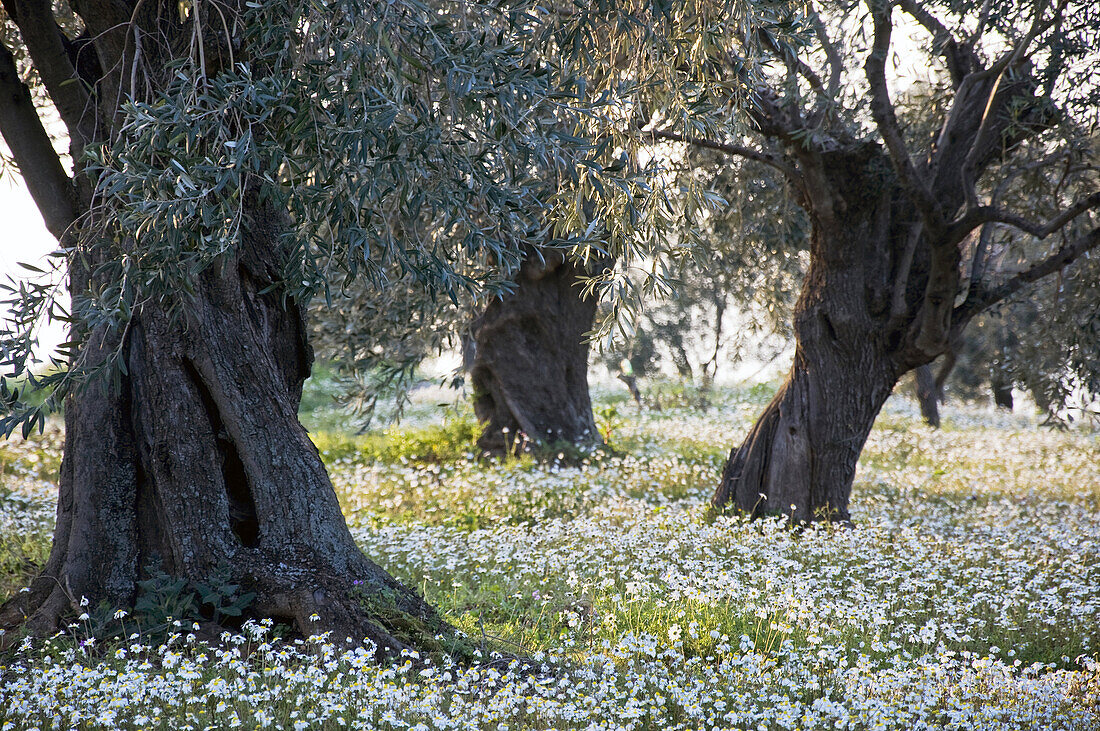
[0,169,68,359]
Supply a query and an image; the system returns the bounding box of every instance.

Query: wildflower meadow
[1,380,1098,730]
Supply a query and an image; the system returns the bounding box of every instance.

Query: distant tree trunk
[618,373,643,407]
[665,323,694,382]
[671,344,694,381]
[990,326,1014,410]
[469,251,600,452]
[914,363,941,428]
[991,374,1014,410]
[698,299,725,409]
[1026,377,1053,415]
[1,197,443,653]
[935,349,957,398]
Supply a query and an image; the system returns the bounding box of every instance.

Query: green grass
[311,414,482,466]
[1,380,1098,730]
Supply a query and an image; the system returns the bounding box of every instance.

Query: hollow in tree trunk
[468,251,601,453]
[0,200,446,654]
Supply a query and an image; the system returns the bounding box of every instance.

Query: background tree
[559,0,1100,521]
[919,245,1100,425]
[305,11,692,454]
[917,152,1100,426]
[0,0,638,646]
[465,249,606,452]
[311,245,607,454]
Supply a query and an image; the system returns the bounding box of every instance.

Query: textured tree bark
[713,146,913,523]
[712,223,900,523]
[0,198,445,655]
[468,252,600,453]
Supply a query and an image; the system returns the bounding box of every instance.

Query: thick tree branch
[3,0,95,152]
[958,59,1028,210]
[896,0,952,45]
[1040,7,1068,98]
[946,191,1100,246]
[864,0,941,229]
[966,0,993,45]
[956,225,1100,322]
[747,82,798,142]
[0,39,79,240]
[648,128,801,184]
[897,0,979,85]
[808,7,841,98]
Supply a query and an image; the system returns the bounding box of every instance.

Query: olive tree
[709,0,1100,520]
[310,241,609,454]
[0,0,636,647]
[562,0,1100,521]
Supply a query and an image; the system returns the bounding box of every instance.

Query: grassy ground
[1,378,1098,729]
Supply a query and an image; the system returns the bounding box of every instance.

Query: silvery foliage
[602,0,1100,413]
[3,0,757,434]
[309,0,815,413]
[320,0,1100,419]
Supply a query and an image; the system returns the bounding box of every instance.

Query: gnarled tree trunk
[1,199,443,653]
[0,0,450,653]
[710,23,1060,522]
[713,161,902,522]
[699,0,1095,526]
[468,251,600,453]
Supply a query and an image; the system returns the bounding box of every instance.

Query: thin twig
[646,128,800,184]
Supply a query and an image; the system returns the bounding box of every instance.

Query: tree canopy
[312,0,1100,429]
[0,0,678,433]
